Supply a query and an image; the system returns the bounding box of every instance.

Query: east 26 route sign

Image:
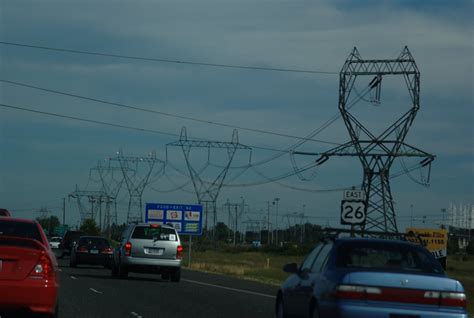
[340,200,367,225]
[145,203,203,236]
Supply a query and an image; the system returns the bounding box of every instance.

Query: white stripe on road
[182,279,276,299]
[89,288,103,294]
[130,312,142,318]
[70,275,77,280]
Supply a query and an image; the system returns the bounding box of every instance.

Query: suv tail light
[124,242,132,256]
[176,245,183,259]
[336,285,467,308]
[30,252,54,279]
[77,246,88,252]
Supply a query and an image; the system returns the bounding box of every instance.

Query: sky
[0,0,472,233]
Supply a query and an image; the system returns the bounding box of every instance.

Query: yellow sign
[405,228,448,259]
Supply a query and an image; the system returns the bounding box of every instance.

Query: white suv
[111,223,183,282]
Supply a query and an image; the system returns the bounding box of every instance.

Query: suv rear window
[336,242,444,274]
[131,226,177,241]
[0,220,43,243]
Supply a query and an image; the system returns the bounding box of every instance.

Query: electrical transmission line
[0,41,338,75]
[0,79,339,147]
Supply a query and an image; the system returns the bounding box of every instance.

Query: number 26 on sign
[341,200,367,225]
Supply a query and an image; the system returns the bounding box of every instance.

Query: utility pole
[62,197,66,226]
[274,198,280,246]
[267,201,271,245]
[234,205,238,245]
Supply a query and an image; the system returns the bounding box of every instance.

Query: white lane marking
[70,275,77,280]
[130,312,142,318]
[89,288,103,294]
[182,279,276,299]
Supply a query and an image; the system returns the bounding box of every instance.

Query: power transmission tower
[111,150,164,223]
[296,47,435,234]
[167,127,251,238]
[68,186,110,228]
[90,159,130,226]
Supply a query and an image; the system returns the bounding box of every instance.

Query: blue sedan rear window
[336,242,444,274]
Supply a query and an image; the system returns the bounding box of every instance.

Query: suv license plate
[146,248,164,255]
[90,249,99,254]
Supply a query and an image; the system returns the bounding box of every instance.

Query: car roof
[133,223,175,229]
[0,217,36,224]
[334,237,418,247]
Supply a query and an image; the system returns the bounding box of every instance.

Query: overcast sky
[0,0,472,232]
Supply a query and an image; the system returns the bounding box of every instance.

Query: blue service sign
[145,203,203,236]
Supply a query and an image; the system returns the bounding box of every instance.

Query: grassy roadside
[182,250,473,314]
[182,250,302,286]
[446,256,474,315]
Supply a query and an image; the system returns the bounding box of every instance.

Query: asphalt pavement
[54,258,277,318]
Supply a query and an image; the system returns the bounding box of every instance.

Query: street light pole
[274,198,280,246]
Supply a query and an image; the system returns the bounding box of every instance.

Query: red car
[0,209,11,217]
[0,217,59,317]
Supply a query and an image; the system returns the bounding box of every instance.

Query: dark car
[0,209,11,217]
[69,236,113,268]
[58,230,84,258]
[276,237,468,318]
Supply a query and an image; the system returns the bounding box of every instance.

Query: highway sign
[54,225,69,237]
[145,203,203,236]
[343,189,364,200]
[341,200,366,225]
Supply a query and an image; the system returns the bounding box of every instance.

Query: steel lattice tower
[111,150,164,224]
[90,159,129,228]
[69,186,110,227]
[167,128,251,234]
[308,47,435,233]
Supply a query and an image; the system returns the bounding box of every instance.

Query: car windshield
[131,226,177,241]
[0,220,43,244]
[77,238,110,248]
[336,242,444,274]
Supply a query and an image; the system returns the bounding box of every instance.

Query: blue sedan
[276,238,468,318]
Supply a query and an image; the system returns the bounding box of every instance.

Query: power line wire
[0,102,289,153]
[0,79,340,146]
[0,41,338,75]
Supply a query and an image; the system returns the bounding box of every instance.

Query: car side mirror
[283,263,298,274]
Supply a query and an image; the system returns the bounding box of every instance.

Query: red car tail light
[124,242,132,256]
[440,292,467,308]
[336,285,466,308]
[176,245,183,259]
[77,246,88,252]
[336,284,381,300]
[102,247,113,254]
[30,252,54,279]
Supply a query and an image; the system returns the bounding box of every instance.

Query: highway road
[37,259,277,318]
